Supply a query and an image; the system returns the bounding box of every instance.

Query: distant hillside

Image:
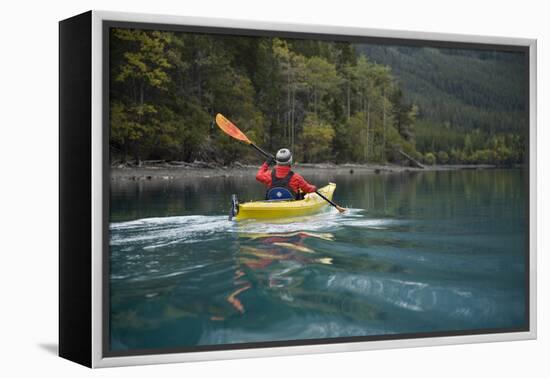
[357,44,528,134]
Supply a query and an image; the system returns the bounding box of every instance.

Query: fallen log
[399,150,425,169]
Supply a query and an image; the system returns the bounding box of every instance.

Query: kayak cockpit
[230,183,336,221]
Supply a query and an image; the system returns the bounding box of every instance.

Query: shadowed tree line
[109,29,526,166]
[358,44,528,165]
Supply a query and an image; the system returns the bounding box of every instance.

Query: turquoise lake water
[109,169,527,352]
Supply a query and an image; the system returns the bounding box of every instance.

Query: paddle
[215,113,346,213]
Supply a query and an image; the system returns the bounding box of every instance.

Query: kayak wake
[110,215,231,250]
[110,209,405,250]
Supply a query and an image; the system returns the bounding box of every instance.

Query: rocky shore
[110,160,498,181]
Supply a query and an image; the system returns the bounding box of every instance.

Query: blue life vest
[266,170,297,201]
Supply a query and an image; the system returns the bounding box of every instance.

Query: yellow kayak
[234,183,336,221]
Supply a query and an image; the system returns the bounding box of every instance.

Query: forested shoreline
[109,29,527,167]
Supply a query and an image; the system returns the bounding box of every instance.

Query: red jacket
[256,162,317,194]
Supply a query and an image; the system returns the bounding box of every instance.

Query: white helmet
[275,148,292,165]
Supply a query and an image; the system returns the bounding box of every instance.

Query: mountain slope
[357,44,528,133]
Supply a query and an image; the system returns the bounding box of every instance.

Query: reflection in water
[226,283,251,315]
[109,169,527,350]
[229,231,336,314]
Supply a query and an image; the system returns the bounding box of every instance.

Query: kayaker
[256,148,317,200]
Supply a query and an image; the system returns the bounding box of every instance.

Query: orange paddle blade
[215,113,251,144]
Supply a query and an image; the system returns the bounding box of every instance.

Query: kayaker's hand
[267,156,276,166]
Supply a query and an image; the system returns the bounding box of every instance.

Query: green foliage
[113,29,173,90]
[424,152,436,165]
[436,151,449,164]
[109,29,526,166]
[469,149,497,164]
[305,56,340,116]
[390,88,417,142]
[299,113,335,162]
[344,113,369,162]
[414,119,524,166]
[358,44,528,133]
[110,29,183,160]
[357,44,527,166]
